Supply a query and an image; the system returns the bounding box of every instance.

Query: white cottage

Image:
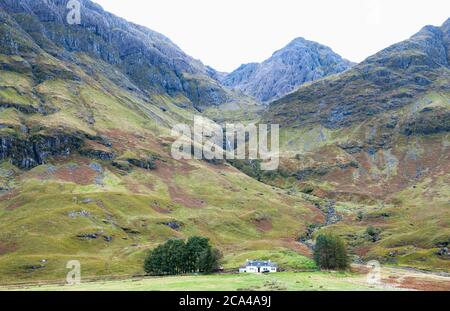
[239,260,278,273]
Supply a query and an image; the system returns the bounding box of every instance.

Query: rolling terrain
[0,0,318,283]
[0,0,449,285]
[262,18,450,272]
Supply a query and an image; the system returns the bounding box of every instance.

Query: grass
[4,272,383,291]
[0,155,323,283]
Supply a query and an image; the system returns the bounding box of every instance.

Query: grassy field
[3,272,387,291]
[4,266,450,291]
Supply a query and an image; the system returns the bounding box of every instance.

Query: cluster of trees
[144,236,222,275]
[313,233,349,271]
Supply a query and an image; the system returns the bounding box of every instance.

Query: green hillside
[0,0,316,283]
[261,19,450,271]
[0,0,449,285]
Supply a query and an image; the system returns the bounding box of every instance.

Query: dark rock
[159,221,182,231]
[400,107,450,136]
[127,157,156,170]
[294,161,358,181]
[76,233,98,240]
[112,160,132,172]
[80,149,115,161]
[121,227,140,234]
[24,264,45,271]
[437,248,449,257]
[0,133,84,170]
[338,142,364,154]
[103,236,113,242]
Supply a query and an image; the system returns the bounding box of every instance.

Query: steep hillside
[261,19,450,271]
[0,0,256,112]
[266,21,450,128]
[222,38,354,103]
[0,0,449,284]
[0,0,318,283]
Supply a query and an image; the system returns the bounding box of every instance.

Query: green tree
[314,233,349,271]
[144,243,166,275]
[144,236,221,275]
[185,236,210,273]
[198,247,223,273]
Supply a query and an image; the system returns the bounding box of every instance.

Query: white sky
[92,0,450,72]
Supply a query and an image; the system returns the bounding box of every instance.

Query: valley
[0,0,449,289]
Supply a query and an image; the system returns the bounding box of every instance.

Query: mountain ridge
[222,37,354,103]
[0,0,449,283]
[265,18,450,129]
[0,0,256,111]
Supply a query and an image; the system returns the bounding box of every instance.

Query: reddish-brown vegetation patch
[0,242,17,255]
[1,190,23,210]
[153,161,205,208]
[354,246,372,257]
[252,219,273,232]
[150,201,171,214]
[384,276,450,291]
[280,238,312,257]
[54,165,98,185]
[102,129,166,155]
[151,205,171,214]
[168,185,205,209]
[0,189,19,202]
[6,202,21,210]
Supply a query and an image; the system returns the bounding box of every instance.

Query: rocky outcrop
[126,157,157,170]
[400,107,450,136]
[0,133,83,169]
[222,38,353,103]
[0,131,121,169]
[294,161,359,181]
[159,221,182,231]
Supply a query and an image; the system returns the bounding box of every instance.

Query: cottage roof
[242,260,278,268]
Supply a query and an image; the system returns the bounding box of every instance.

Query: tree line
[144,236,222,275]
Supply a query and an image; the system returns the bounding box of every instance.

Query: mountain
[0,0,449,283]
[261,18,450,271]
[266,20,450,129]
[222,38,354,103]
[0,0,255,112]
[0,0,320,283]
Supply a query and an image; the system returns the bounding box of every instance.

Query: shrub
[366,226,382,242]
[313,233,349,271]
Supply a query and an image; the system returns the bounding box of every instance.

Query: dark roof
[243,260,278,268]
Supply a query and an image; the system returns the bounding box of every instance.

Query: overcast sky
[92,0,450,72]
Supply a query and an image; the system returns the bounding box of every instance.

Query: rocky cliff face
[222,38,354,103]
[0,0,243,110]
